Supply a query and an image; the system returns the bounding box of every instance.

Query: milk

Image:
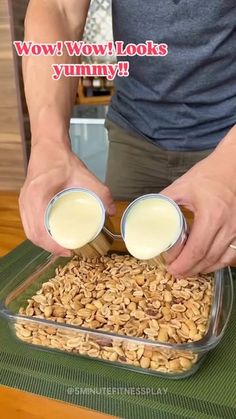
[122,195,182,260]
[46,189,104,249]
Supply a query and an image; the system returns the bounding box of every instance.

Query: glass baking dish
[0,245,233,379]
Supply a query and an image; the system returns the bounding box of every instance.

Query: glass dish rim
[0,252,233,353]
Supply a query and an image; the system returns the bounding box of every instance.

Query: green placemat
[0,241,235,419]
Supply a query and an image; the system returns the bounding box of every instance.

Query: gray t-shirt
[107,0,236,150]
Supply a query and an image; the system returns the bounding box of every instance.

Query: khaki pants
[105,119,213,200]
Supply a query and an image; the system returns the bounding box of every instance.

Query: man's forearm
[216,124,236,151]
[23,0,90,146]
[204,123,236,195]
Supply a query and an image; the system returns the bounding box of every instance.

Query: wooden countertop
[0,386,116,419]
[0,191,26,256]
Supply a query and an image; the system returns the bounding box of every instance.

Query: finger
[161,181,194,210]
[202,247,236,273]
[18,201,30,240]
[37,231,72,256]
[21,204,72,256]
[30,227,72,256]
[34,241,72,257]
[183,228,233,275]
[69,165,116,216]
[81,179,116,216]
[168,210,221,276]
[161,183,184,203]
[98,185,116,216]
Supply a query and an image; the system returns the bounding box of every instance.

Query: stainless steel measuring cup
[120,194,188,264]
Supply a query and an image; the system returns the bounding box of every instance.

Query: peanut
[16,254,213,375]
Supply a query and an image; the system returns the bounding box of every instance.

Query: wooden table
[0,191,26,256]
[0,387,116,419]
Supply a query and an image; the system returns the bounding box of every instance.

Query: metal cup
[45,187,116,256]
[120,193,188,264]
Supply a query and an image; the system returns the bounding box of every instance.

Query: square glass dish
[0,240,233,379]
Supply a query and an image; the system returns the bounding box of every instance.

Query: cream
[48,191,103,249]
[124,197,181,260]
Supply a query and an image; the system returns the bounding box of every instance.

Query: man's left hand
[162,125,236,276]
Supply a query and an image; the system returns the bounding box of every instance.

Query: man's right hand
[19,138,115,256]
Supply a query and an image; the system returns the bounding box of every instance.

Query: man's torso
[107,0,236,150]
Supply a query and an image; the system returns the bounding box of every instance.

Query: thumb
[98,185,116,216]
[161,181,185,204]
[104,195,116,216]
[160,180,194,210]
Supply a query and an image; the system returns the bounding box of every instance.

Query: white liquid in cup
[123,197,181,260]
[47,190,104,249]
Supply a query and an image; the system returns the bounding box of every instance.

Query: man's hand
[162,126,236,276]
[19,139,115,255]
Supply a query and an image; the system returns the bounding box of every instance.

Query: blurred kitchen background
[0,0,115,191]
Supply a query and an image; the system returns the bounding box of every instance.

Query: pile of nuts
[16,254,213,374]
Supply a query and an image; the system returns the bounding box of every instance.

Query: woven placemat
[0,241,235,419]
